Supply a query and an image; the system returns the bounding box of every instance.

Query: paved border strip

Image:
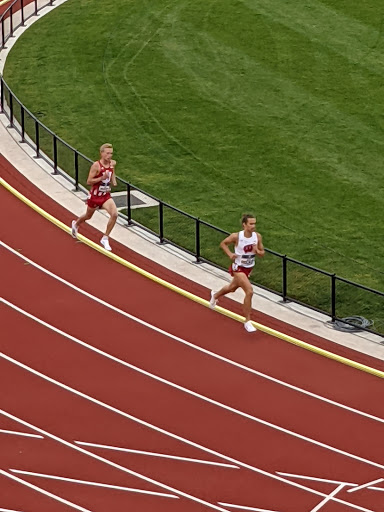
[1,176,383,379]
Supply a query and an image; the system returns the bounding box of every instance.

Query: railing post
[8,92,14,126]
[20,106,25,142]
[74,151,79,190]
[127,182,132,225]
[1,18,5,47]
[195,217,201,262]
[52,135,58,174]
[10,6,14,37]
[282,255,287,301]
[34,0,38,15]
[331,274,336,322]
[0,78,3,113]
[34,119,40,157]
[159,201,164,243]
[21,0,25,26]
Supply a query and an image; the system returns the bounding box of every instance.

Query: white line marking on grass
[0,357,378,511]
[0,470,92,512]
[348,478,384,493]
[0,429,43,439]
[3,298,383,472]
[9,469,177,498]
[2,241,382,425]
[75,441,238,468]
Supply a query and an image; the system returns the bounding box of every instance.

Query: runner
[71,143,118,251]
[210,214,265,332]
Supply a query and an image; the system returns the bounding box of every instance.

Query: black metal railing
[1,0,384,338]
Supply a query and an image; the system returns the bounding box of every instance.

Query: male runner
[210,214,265,332]
[71,143,118,251]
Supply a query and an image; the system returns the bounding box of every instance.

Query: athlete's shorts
[86,193,111,209]
[229,263,253,278]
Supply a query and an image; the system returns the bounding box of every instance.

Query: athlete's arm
[87,162,107,185]
[111,160,117,186]
[220,232,238,261]
[253,232,265,257]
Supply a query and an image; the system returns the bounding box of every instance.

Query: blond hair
[100,143,113,153]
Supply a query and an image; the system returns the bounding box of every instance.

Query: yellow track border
[1,176,383,379]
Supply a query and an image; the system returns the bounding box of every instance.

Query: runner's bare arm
[111,160,117,186]
[87,162,106,185]
[220,232,238,261]
[253,232,265,257]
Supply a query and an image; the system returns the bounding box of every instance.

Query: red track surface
[1,157,384,511]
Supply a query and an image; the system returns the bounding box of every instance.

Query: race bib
[98,184,111,194]
[240,254,255,266]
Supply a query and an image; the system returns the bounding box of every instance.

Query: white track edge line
[75,441,238,468]
[3,297,383,471]
[0,429,43,439]
[2,241,383,426]
[218,504,279,512]
[9,470,177,498]
[0,408,230,512]
[0,470,92,512]
[0,358,377,511]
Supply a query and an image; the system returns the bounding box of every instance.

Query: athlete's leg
[72,206,96,237]
[213,278,239,301]
[233,272,254,322]
[234,272,256,331]
[102,198,118,236]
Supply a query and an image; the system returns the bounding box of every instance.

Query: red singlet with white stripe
[87,161,113,209]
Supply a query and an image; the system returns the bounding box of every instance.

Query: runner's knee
[244,287,253,299]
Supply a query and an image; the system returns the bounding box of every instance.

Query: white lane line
[3,298,383,472]
[276,472,357,487]
[9,469,177,498]
[0,508,25,512]
[348,478,384,493]
[0,360,377,511]
[0,470,92,512]
[0,429,43,439]
[310,484,346,512]
[368,486,384,491]
[75,441,238,468]
[2,241,383,425]
[0,410,227,512]
[218,504,279,512]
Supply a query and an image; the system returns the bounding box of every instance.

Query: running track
[1,156,383,512]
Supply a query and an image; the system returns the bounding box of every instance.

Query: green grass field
[4,0,384,293]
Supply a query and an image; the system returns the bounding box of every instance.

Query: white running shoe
[71,220,78,238]
[209,290,217,309]
[244,321,257,333]
[100,236,112,251]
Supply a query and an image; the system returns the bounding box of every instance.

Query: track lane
[2,249,384,466]
[0,166,382,510]
[0,470,89,512]
[1,176,383,377]
[2,361,381,512]
[2,302,384,511]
